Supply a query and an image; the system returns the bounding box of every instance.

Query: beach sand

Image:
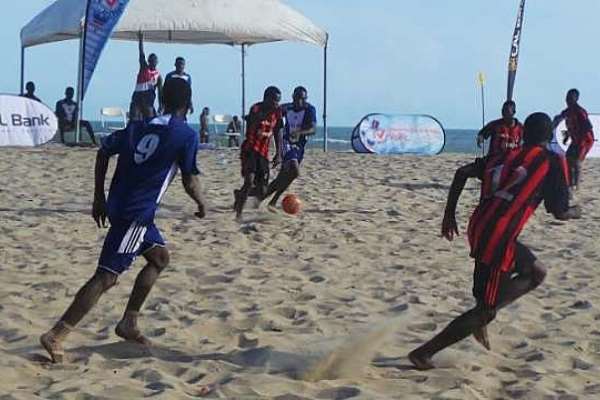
[0,146,599,399]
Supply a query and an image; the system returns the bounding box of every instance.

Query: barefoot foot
[473,326,491,350]
[115,320,152,346]
[40,332,64,364]
[408,350,435,370]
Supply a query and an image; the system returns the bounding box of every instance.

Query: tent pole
[241,43,247,133]
[323,34,329,152]
[20,47,25,95]
[75,23,85,144]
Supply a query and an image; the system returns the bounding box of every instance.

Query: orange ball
[282,194,302,215]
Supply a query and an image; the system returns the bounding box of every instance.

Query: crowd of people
[20,33,242,147]
[30,35,595,373]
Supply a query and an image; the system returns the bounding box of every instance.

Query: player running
[40,79,206,363]
[409,113,581,370]
[553,88,594,192]
[233,86,283,219]
[261,86,316,209]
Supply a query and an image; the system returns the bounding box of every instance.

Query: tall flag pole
[478,72,486,128]
[81,0,130,99]
[76,0,130,142]
[506,0,526,101]
[478,72,486,156]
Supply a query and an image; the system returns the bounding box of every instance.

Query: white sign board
[0,94,58,147]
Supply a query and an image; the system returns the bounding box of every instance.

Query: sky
[2,0,600,128]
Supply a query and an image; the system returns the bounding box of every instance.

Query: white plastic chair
[212,114,233,133]
[100,107,126,132]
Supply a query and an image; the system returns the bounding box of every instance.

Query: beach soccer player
[55,86,97,145]
[40,79,206,363]
[165,57,193,114]
[408,113,581,370]
[477,100,523,156]
[129,31,163,121]
[261,86,317,209]
[233,86,284,219]
[552,89,594,192]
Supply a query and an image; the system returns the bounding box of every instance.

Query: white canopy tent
[20,0,329,149]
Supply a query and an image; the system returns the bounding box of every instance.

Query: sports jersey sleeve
[479,121,495,139]
[303,105,317,129]
[543,154,570,216]
[100,128,128,157]
[178,131,200,175]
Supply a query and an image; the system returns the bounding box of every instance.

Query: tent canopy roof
[21,0,327,48]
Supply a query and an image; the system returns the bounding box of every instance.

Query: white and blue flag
[82,0,130,99]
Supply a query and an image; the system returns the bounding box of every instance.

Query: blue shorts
[98,220,165,275]
[283,145,305,164]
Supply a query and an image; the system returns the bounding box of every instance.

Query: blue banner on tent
[82,0,130,99]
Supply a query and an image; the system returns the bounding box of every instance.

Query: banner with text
[0,95,58,146]
[82,0,130,98]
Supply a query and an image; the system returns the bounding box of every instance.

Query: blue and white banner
[351,114,446,155]
[81,0,130,99]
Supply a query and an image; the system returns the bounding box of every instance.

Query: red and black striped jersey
[242,103,284,158]
[560,105,594,143]
[480,119,523,156]
[467,145,569,272]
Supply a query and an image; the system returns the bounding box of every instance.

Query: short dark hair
[162,78,191,111]
[293,86,307,98]
[523,112,552,145]
[149,53,158,60]
[567,88,579,99]
[264,86,281,100]
[503,100,516,109]
[176,57,185,63]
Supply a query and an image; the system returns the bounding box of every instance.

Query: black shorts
[241,148,269,188]
[473,241,537,309]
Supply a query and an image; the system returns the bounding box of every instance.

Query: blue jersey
[282,103,317,150]
[100,115,200,224]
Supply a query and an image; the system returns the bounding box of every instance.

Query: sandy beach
[1,147,599,399]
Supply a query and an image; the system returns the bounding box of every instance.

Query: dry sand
[0,146,599,399]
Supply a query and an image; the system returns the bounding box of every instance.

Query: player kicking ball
[261,86,317,210]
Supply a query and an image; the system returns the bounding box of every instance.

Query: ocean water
[89,121,479,154]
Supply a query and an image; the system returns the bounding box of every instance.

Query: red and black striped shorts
[473,241,537,309]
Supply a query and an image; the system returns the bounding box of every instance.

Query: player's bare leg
[408,305,495,370]
[264,161,299,207]
[234,172,255,219]
[115,246,169,345]
[40,270,117,363]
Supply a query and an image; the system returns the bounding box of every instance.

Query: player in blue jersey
[40,79,206,363]
[261,86,316,208]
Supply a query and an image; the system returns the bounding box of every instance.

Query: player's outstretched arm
[138,31,147,69]
[442,162,479,241]
[182,173,206,218]
[93,150,110,228]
